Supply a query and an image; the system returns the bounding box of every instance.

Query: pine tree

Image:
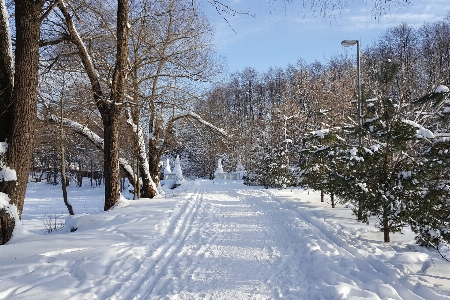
[345,61,430,242]
[409,85,450,248]
[246,138,292,189]
[304,62,433,243]
[409,139,450,248]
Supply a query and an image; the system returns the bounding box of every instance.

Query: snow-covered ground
[1,179,450,299]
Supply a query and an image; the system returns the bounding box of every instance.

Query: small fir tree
[246,139,292,189]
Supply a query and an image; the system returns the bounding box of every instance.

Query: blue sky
[202,0,450,73]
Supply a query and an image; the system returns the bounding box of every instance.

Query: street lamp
[341,39,362,146]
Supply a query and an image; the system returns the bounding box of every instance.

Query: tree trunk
[149,155,162,191]
[357,199,363,221]
[103,0,129,209]
[0,208,14,245]
[58,0,129,211]
[6,0,42,214]
[331,193,335,208]
[139,162,157,198]
[0,0,44,245]
[125,107,157,199]
[136,158,140,199]
[103,110,122,211]
[383,209,390,243]
[61,97,74,215]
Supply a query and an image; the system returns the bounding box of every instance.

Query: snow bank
[2,181,450,299]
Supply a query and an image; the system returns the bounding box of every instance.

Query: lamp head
[341,40,358,47]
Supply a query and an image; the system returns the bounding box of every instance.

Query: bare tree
[56,0,129,210]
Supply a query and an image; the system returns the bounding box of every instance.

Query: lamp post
[341,39,362,146]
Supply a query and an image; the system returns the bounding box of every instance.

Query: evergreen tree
[409,138,450,248]
[304,62,433,243]
[409,85,450,248]
[245,138,292,189]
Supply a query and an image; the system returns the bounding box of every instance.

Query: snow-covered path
[1,180,450,299]
[135,181,448,300]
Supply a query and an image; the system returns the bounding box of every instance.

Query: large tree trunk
[0,0,44,245]
[7,1,42,216]
[102,0,129,210]
[103,110,122,210]
[58,0,129,211]
[125,108,158,199]
[139,163,158,198]
[148,141,162,189]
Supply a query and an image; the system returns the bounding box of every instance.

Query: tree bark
[103,110,122,210]
[6,1,43,215]
[58,0,129,210]
[383,211,390,243]
[0,0,14,143]
[102,0,129,210]
[0,208,14,244]
[0,0,45,245]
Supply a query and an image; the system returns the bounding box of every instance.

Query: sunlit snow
[1,180,450,299]
[435,85,450,93]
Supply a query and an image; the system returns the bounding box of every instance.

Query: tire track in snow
[265,190,449,300]
[234,188,315,299]
[146,184,223,297]
[111,187,205,300]
[147,182,287,299]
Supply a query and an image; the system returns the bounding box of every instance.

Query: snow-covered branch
[57,0,105,108]
[49,114,104,148]
[125,108,158,192]
[44,114,135,183]
[402,120,434,139]
[171,111,229,137]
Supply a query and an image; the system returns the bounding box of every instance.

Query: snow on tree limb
[0,142,15,182]
[125,108,158,192]
[49,115,104,148]
[57,0,105,109]
[45,114,135,181]
[402,119,435,139]
[172,111,229,137]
